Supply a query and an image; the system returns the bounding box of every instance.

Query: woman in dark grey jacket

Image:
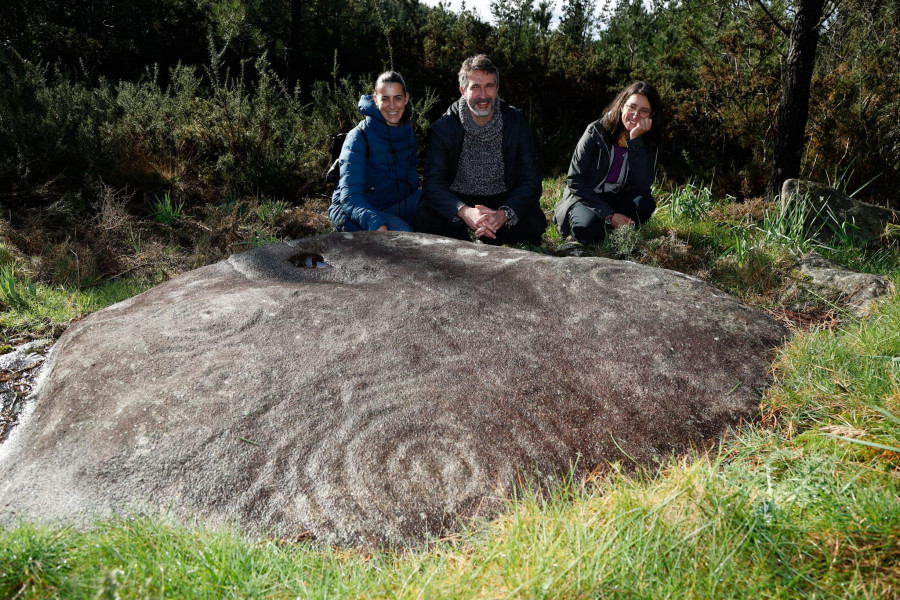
[553,81,664,245]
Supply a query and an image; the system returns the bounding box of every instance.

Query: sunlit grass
[763,293,900,433]
[1,277,158,340]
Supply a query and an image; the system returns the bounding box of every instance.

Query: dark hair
[458,55,500,90]
[375,71,408,95]
[600,81,665,145]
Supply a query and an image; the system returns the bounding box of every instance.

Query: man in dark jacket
[412,55,546,244]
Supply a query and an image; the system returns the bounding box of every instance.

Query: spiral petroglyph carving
[0,232,786,545]
[299,401,495,541]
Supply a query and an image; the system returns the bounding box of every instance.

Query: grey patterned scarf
[451,96,506,196]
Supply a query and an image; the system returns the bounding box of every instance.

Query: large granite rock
[0,233,787,545]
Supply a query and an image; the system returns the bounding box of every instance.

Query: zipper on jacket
[596,138,629,195]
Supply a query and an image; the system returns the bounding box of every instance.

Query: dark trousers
[567,189,655,245]
[413,192,547,245]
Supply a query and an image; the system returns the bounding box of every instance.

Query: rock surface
[0,232,786,545]
[795,251,895,318]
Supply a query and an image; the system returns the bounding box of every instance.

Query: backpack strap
[326,125,370,185]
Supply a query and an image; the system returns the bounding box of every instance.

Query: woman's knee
[568,203,605,245]
[629,190,656,225]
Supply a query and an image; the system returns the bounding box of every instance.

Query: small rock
[556,241,586,257]
[795,251,895,318]
[0,340,51,440]
[781,179,899,243]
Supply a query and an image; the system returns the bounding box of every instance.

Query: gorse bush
[109,46,324,201]
[0,51,117,200]
[1,43,443,220]
[3,1,899,205]
[0,46,373,215]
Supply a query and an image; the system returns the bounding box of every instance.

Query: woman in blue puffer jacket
[329,71,420,232]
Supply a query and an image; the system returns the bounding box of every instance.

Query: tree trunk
[766,0,826,199]
[288,0,304,88]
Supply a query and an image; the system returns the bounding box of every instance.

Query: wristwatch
[501,206,518,227]
[604,214,614,226]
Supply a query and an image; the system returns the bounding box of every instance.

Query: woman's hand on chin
[630,116,653,139]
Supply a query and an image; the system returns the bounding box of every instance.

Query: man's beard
[467,97,495,118]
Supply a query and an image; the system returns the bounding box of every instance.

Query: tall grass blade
[829,435,900,454]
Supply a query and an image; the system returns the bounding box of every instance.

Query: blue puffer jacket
[329,95,419,231]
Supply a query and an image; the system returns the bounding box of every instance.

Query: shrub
[109,48,324,202]
[0,45,370,216]
[0,50,118,207]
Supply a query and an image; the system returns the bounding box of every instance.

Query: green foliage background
[0,0,897,213]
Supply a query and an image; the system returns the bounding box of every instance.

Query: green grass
[254,197,291,225]
[665,181,718,223]
[763,293,900,432]
[0,264,37,309]
[2,184,899,598]
[1,276,158,340]
[150,192,184,225]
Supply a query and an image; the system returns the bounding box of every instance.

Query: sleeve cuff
[626,136,646,150]
[453,200,467,224]
[499,205,518,227]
